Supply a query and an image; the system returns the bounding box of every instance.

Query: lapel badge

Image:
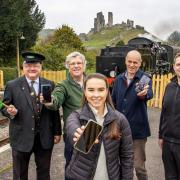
[31,92,35,96]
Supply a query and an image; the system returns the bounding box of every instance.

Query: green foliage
[167,31,180,46]
[50,25,85,51]
[0,67,17,84]
[0,0,45,63]
[116,40,125,47]
[84,49,99,73]
[32,25,87,70]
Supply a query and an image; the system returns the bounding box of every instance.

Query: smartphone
[41,84,52,103]
[135,75,151,93]
[74,119,103,154]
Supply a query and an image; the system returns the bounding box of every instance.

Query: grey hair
[65,51,87,70]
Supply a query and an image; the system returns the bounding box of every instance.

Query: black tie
[30,81,36,96]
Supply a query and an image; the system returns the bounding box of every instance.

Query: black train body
[96,37,180,80]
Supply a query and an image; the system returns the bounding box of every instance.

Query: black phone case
[41,84,52,102]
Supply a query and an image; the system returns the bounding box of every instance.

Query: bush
[0,67,17,85]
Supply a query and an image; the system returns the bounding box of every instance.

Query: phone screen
[41,84,52,103]
[74,120,103,154]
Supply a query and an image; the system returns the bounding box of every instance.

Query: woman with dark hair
[66,73,133,180]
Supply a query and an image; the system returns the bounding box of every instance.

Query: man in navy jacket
[112,50,153,180]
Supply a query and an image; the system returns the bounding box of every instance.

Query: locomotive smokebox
[96,46,135,78]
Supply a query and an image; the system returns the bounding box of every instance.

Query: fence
[40,70,66,84]
[0,70,4,90]
[147,73,173,108]
[0,70,67,90]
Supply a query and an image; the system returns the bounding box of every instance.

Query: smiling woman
[66,73,133,180]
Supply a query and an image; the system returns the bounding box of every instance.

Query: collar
[123,69,143,81]
[78,103,118,125]
[67,73,85,88]
[25,76,39,85]
[88,103,108,118]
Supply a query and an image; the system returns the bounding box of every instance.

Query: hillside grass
[83,26,145,49]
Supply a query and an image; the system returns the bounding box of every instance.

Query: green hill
[83,26,147,49]
[39,26,159,50]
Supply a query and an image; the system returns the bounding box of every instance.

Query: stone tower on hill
[94,12,105,32]
[108,12,113,27]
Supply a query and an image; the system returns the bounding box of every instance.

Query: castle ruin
[94,12,105,32]
[107,12,113,27]
[87,12,144,36]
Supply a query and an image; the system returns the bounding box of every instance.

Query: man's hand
[7,105,18,116]
[39,93,54,106]
[54,135,61,144]
[158,139,163,150]
[137,85,149,97]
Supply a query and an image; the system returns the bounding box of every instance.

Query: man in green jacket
[42,51,86,179]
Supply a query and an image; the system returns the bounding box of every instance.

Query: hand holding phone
[74,120,103,154]
[135,75,150,93]
[41,84,52,103]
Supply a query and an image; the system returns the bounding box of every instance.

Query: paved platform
[0,108,164,180]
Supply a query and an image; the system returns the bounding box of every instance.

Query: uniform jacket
[2,76,62,152]
[112,70,153,139]
[50,73,84,133]
[159,76,180,144]
[66,104,133,180]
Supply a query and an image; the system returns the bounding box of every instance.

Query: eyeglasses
[69,62,83,66]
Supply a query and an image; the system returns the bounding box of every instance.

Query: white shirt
[88,104,109,180]
[26,77,39,95]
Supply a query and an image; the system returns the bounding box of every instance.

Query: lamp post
[16,33,25,77]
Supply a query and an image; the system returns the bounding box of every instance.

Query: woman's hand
[73,125,99,144]
[73,126,85,142]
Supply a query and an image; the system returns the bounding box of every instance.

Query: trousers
[162,141,180,180]
[133,138,148,180]
[12,134,53,180]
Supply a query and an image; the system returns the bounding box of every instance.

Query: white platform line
[0,143,10,153]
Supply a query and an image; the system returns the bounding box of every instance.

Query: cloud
[154,17,180,40]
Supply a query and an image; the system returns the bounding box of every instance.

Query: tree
[0,0,45,63]
[50,25,85,51]
[32,25,86,70]
[167,31,180,46]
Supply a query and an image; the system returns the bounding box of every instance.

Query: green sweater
[51,73,83,133]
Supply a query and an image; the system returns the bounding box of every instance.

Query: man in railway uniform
[1,52,61,180]
[112,50,153,180]
[159,53,180,179]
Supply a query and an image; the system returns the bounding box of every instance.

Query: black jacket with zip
[66,103,133,180]
[159,76,180,144]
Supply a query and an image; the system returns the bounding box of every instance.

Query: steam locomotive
[96,37,180,85]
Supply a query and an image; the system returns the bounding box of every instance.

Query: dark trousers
[63,134,73,180]
[12,134,53,180]
[162,141,180,180]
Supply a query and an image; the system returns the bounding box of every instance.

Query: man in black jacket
[2,52,61,180]
[159,53,180,180]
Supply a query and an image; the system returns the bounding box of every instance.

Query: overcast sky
[35,0,180,40]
